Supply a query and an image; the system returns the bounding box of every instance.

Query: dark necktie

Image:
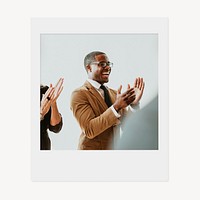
[100,85,112,107]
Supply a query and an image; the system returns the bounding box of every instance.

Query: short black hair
[84,51,106,71]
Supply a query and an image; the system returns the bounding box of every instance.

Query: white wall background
[41,34,158,149]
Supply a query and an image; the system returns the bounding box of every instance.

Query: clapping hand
[40,85,55,118]
[129,77,145,105]
[113,85,136,112]
[51,78,64,104]
[40,78,64,119]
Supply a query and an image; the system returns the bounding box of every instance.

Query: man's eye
[99,63,106,67]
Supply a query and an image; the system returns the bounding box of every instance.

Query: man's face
[87,54,112,84]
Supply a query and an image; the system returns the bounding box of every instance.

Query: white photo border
[31,18,168,181]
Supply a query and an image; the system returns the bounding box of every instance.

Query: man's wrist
[111,105,121,118]
[113,104,120,112]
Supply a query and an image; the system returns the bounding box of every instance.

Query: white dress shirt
[87,79,121,118]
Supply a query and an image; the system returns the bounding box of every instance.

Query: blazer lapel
[109,89,116,105]
[84,81,108,110]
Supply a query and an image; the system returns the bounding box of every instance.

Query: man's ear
[87,65,92,73]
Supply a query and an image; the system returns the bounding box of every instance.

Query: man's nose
[104,65,111,70]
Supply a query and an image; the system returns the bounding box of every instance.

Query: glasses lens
[98,62,113,68]
[108,62,113,67]
[99,62,107,68]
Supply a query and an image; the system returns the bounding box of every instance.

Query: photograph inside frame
[32,18,168,181]
[40,33,158,150]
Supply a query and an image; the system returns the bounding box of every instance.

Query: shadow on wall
[115,95,158,150]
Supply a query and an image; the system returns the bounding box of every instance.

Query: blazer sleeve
[70,90,120,139]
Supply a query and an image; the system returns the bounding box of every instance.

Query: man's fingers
[122,87,135,97]
[117,85,122,94]
[138,77,143,90]
[138,79,145,92]
[124,91,135,100]
[127,93,136,104]
[134,78,138,88]
[142,81,145,91]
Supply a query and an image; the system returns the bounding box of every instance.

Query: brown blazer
[70,81,123,150]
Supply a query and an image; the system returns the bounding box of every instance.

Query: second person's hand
[51,78,64,104]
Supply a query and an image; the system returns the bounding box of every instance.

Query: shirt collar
[87,79,102,89]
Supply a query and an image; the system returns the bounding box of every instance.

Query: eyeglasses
[91,61,113,68]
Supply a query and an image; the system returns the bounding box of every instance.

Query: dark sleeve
[49,116,63,133]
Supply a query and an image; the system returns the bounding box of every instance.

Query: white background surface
[1,0,200,199]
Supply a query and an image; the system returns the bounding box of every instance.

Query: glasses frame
[90,61,113,68]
